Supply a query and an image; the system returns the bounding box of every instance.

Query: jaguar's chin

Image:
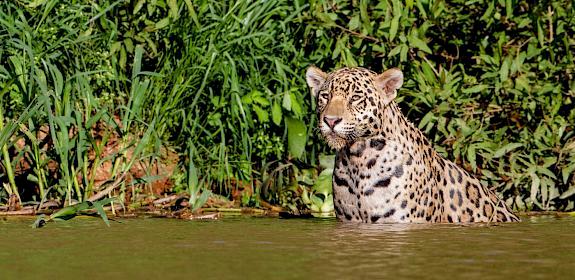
[322,132,348,150]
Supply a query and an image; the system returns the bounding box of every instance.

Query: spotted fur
[306,66,520,223]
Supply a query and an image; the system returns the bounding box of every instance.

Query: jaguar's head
[306,66,403,150]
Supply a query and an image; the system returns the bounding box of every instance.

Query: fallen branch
[88,172,128,202]
[152,194,179,205]
[0,207,35,216]
[259,200,284,212]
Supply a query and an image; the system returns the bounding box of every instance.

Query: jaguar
[305,66,520,223]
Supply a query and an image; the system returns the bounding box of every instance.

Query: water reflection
[306,216,575,279]
[1,215,574,279]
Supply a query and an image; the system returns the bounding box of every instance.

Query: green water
[1,215,574,279]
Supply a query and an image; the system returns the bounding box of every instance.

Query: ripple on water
[0,215,574,279]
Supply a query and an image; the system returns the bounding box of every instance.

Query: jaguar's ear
[306,66,327,97]
[374,68,403,104]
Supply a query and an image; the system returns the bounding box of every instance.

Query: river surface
[0,215,574,279]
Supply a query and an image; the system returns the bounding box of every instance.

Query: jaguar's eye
[320,92,330,100]
[350,95,362,102]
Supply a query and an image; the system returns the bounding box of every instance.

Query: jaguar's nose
[324,116,342,129]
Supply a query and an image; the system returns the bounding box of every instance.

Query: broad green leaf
[541,157,557,168]
[408,35,432,54]
[530,172,540,204]
[167,0,179,19]
[311,203,320,213]
[500,59,509,82]
[290,92,303,118]
[540,177,549,207]
[317,12,336,26]
[93,202,110,227]
[400,44,408,62]
[286,117,306,158]
[515,75,530,91]
[349,15,360,30]
[253,105,269,123]
[537,20,545,46]
[192,190,211,211]
[406,0,414,9]
[252,94,270,107]
[187,149,199,193]
[240,94,252,105]
[505,0,513,17]
[313,168,333,195]
[418,111,434,129]
[536,166,557,180]
[480,2,495,22]
[26,0,47,8]
[155,18,170,30]
[467,145,477,172]
[133,0,145,14]
[462,84,488,94]
[562,163,575,184]
[560,187,575,199]
[301,188,311,205]
[50,201,90,221]
[388,45,402,57]
[311,195,324,209]
[282,92,291,111]
[271,101,282,125]
[27,173,39,183]
[319,154,335,170]
[492,143,522,158]
[389,16,400,41]
[320,194,334,213]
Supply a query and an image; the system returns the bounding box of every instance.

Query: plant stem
[0,107,21,204]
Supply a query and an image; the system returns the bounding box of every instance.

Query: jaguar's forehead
[323,67,377,95]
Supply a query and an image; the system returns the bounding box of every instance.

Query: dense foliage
[1,0,574,212]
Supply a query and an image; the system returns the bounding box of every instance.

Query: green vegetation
[1,0,574,214]
[32,197,117,228]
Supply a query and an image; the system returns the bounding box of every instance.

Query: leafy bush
[0,0,574,212]
[302,0,575,210]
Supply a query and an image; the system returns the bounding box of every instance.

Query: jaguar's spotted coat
[306,66,520,223]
